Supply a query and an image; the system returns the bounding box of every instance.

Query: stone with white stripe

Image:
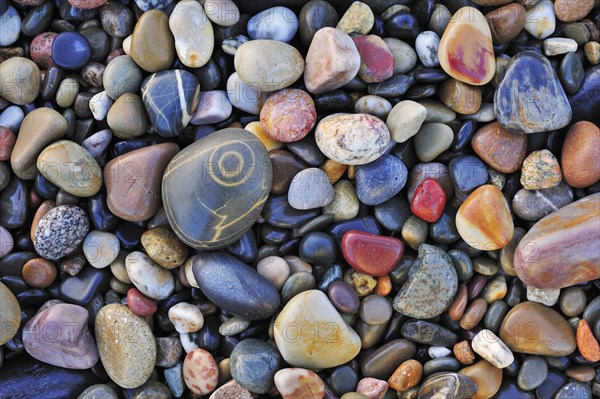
[512,181,573,221]
[141,69,201,137]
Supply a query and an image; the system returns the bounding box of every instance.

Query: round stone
[190,90,232,125]
[256,256,290,290]
[169,0,213,68]
[163,128,271,249]
[386,100,427,143]
[141,227,187,269]
[126,288,157,317]
[168,302,204,333]
[204,0,239,27]
[559,287,587,317]
[520,149,562,190]
[388,359,423,391]
[561,121,600,188]
[103,55,142,100]
[384,38,417,74]
[323,180,360,222]
[554,0,594,22]
[22,257,57,288]
[247,6,298,43]
[439,78,482,115]
[354,95,392,119]
[33,205,89,261]
[355,155,407,206]
[518,356,548,391]
[0,57,41,105]
[82,230,119,268]
[459,360,502,399]
[30,32,57,68]
[100,1,133,38]
[230,339,281,394]
[51,32,91,70]
[315,113,390,165]
[183,349,219,395]
[413,123,453,162]
[415,31,440,67]
[328,280,360,314]
[125,251,174,300]
[106,93,148,139]
[512,182,573,221]
[260,89,316,143]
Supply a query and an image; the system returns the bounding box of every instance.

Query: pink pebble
[356,377,389,399]
[183,348,219,396]
[127,288,158,316]
[260,89,316,143]
[353,35,394,83]
[30,32,57,68]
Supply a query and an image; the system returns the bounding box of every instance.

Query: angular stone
[471,121,527,173]
[274,290,361,369]
[514,193,600,289]
[524,0,555,39]
[561,121,600,188]
[130,10,174,72]
[353,35,394,83]
[169,0,213,68]
[337,1,374,36]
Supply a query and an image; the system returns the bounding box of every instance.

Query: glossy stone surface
[169,0,213,68]
[260,89,316,143]
[561,121,600,188]
[514,193,600,289]
[418,372,477,399]
[342,231,403,277]
[162,128,271,249]
[33,205,89,261]
[471,329,514,368]
[471,121,527,173]
[0,281,20,345]
[126,251,174,300]
[459,360,503,399]
[130,10,175,73]
[410,178,446,223]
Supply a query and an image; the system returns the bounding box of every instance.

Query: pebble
[126,288,157,317]
[356,155,407,206]
[204,0,239,27]
[55,78,79,108]
[274,290,361,369]
[0,225,13,258]
[393,244,457,319]
[33,205,89,260]
[82,230,119,268]
[226,73,269,115]
[418,372,477,399]
[459,360,502,399]
[0,57,41,105]
[354,95,391,119]
[353,35,394,83]
[415,31,439,68]
[438,7,495,85]
[526,285,560,306]
[260,89,316,143]
[386,100,427,143]
[168,302,204,334]
[234,40,304,92]
[323,180,360,222]
[577,319,600,362]
[486,3,526,44]
[106,93,148,139]
[554,382,593,399]
[89,91,113,121]
[36,140,102,197]
[356,377,388,399]
[585,41,600,65]
[0,6,21,46]
[337,1,374,36]
[156,337,183,367]
[169,0,213,68]
[401,215,428,250]
[247,6,298,43]
[130,10,175,72]
[385,11,419,42]
[0,282,21,345]
[495,51,571,134]
[439,78,482,115]
[141,227,187,269]
[77,385,118,399]
[103,55,142,100]
[274,368,325,399]
[454,341,475,365]
[410,178,446,223]
[561,121,600,188]
[125,251,174,300]
[191,90,232,125]
[524,0,555,39]
[0,106,24,133]
[500,301,576,356]
[517,356,547,391]
[559,287,587,317]
[543,38,577,56]
[95,304,156,389]
[413,123,453,162]
[100,2,133,38]
[230,338,281,394]
[520,149,562,190]
[471,121,527,174]
[287,168,334,210]
[456,185,514,250]
[298,1,338,47]
[471,329,514,368]
[374,196,410,232]
[23,303,98,369]
[554,0,594,22]
[184,350,219,395]
[51,32,91,70]
[342,231,403,277]
[569,64,600,125]
[384,38,417,74]
[209,379,256,399]
[388,359,423,392]
[304,27,360,94]
[514,193,600,288]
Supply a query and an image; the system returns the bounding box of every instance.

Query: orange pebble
[577,319,600,362]
[454,340,476,365]
[376,275,392,296]
[388,359,423,391]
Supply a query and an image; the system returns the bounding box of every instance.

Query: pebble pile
[0,0,599,398]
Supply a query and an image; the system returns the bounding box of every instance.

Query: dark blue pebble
[317,263,344,291]
[452,120,476,151]
[559,52,584,95]
[405,83,437,100]
[226,229,257,264]
[315,90,354,113]
[0,276,28,295]
[17,288,51,308]
[58,0,97,21]
[0,252,37,277]
[260,224,291,245]
[389,256,414,288]
[326,216,381,245]
[113,221,144,250]
[299,231,337,265]
[230,338,281,394]
[412,0,434,25]
[328,364,359,396]
[59,266,110,306]
[88,189,119,231]
[429,207,460,244]
[34,173,59,200]
[386,11,419,41]
[568,64,600,125]
[391,140,418,169]
[262,195,320,229]
[413,68,448,83]
[286,134,325,166]
[0,177,29,229]
[374,196,411,232]
[355,155,408,206]
[368,73,415,97]
[193,58,221,91]
[449,155,488,193]
[495,379,535,399]
[51,31,92,70]
[277,237,302,257]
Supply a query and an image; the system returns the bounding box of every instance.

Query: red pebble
[260,89,316,143]
[352,35,394,83]
[341,230,404,277]
[410,178,446,222]
[0,127,16,161]
[30,32,57,68]
[127,287,158,316]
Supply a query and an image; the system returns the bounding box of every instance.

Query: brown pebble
[22,258,57,288]
[459,298,488,330]
[454,341,476,365]
[59,253,86,276]
[565,366,596,382]
[554,0,594,22]
[388,359,423,392]
[561,121,600,188]
[0,127,16,161]
[438,79,482,115]
[485,3,526,44]
[321,159,348,184]
[448,284,468,321]
[577,319,600,362]
[471,121,527,173]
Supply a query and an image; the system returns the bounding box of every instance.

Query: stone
[495,51,571,134]
[454,341,475,365]
[89,91,113,121]
[130,10,175,73]
[356,155,407,206]
[456,185,513,250]
[106,93,148,139]
[388,359,423,392]
[418,373,477,399]
[274,290,361,369]
[471,121,527,173]
[323,180,360,222]
[183,349,219,395]
[288,168,334,210]
[360,339,416,380]
[0,57,40,105]
[169,302,204,333]
[524,0,555,39]
[500,302,576,356]
[354,95,392,119]
[103,55,142,100]
[517,356,547,391]
[37,140,102,197]
[384,38,417,74]
[141,69,200,137]
[234,40,304,92]
[315,113,389,165]
[51,32,91,70]
[104,143,178,222]
[0,225,13,259]
[410,178,446,223]
[256,256,290,290]
[78,385,118,399]
[520,149,562,190]
[209,380,256,399]
[393,244,457,319]
[386,100,427,143]
[192,252,280,320]
[514,193,600,288]
[554,0,594,22]
[274,368,325,399]
[438,7,495,85]
[554,382,592,399]
[23,303,98,369]
[95,304,156,389]
[485,3,526,44]
[385,11,419,41]
[304,27,360,94]
[260,89,316,143]
[0,127,15,162]
[569,64,600,125]
[169,0,213,68]
[83,230,119,268]
[191,90,232,125]
[204,0,239,27]
[459,360,503,399]
[337,1,374,36]
[230,339,281,394]
[415,31,439,67]
[342,231,403,277]
[356,377,388,399]
[561,121,600,188]
[127,288,157,317]
[125,251,174,300]
[471,329,514,368]
[100,2,133,38]
[155,337,182,368]
[413,123,453,162]
[353,35,394,83]
[227,73,270,115]
[0,6,20,46]
[0,281,20,345]
[33,205,89,260]
[559,287,587,317]
[439,78,482,115]
[299,1,338,47]
[543,38,577,56]
[247,6,298,43]
[577,319,600,362]
[141,227,187,269]
[585,41,600,65]
[526,285,560,306]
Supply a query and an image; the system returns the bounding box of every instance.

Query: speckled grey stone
[230,338,281,394]
[33,205,89,260]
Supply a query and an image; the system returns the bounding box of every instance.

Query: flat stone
[230,339,281,394]
[260,89,316,143]
[438,7,495,85]
[353,35,394,83]
[577,319,600,362]
[127,287,157,317]
[37,140,102,197]
[104,143,178,222]
[561,121,600,188]
[500,302,576,356]
[0,6,20,46]
[413,123,453,162]
[34,205,89,260]
[304,27,360,94]
[356,155,407,206]
[169,0,213,68]
[517,356,547,391]
[471,121,527,173]
[459,360,503,399]
[524,0,555,39]
[495,51,571,134]
[559,287,587,317]
[191,90,232,125]
[162,128,271,249]
[386,100,427,143]
[456,185,513,250]
[95,304,156,389]
[275,368,325,399]
[514,193,600,288]
[543,38,577,56]
[393,244,457,319]
[0,281,20,345]
[512,182,573,221]
[247,6,298,43]
[288,168,334,210]
[342,230,403,276]
[274,290,361,369]
[130,10,174,72]
[125,251,174,300]
[23,303,98,369]
[183,348,219,395]
[486,3,526,44]
[439,78,482,115]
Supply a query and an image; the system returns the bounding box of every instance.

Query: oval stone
[342,230,403,276]
[561,121,600,188]
[162,128,271,249]
[34,205,89,261]
[125,251,174,300]
[471,121,527,173]
[183,348,219,395]
[0,281,20,345]
[169,0,213,68]
[0,57,41,105]
[130,10,175,73]
[514,193,600,289]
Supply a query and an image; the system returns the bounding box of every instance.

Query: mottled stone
[471,121,527,173]
[577,319,600,362]
[183,349,219,395]
[418,373,477,399]
[33,205,89,260]
[353,35,394,83]
[260,89,316,143]
[554,0,594,22]
[561,121,600,188]
[439,78,482,115]
[169,0,213,68]
[191,90,232,125]
[520,150,562,190]
[209,380,256,399]
[141,227,187,269]
[275,368,325,399]
[337,1,374,36]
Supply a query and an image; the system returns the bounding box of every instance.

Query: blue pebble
[449,155,488,193]
[247,6,298,43]
[51,32,91,70]
[355,155,408,206]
